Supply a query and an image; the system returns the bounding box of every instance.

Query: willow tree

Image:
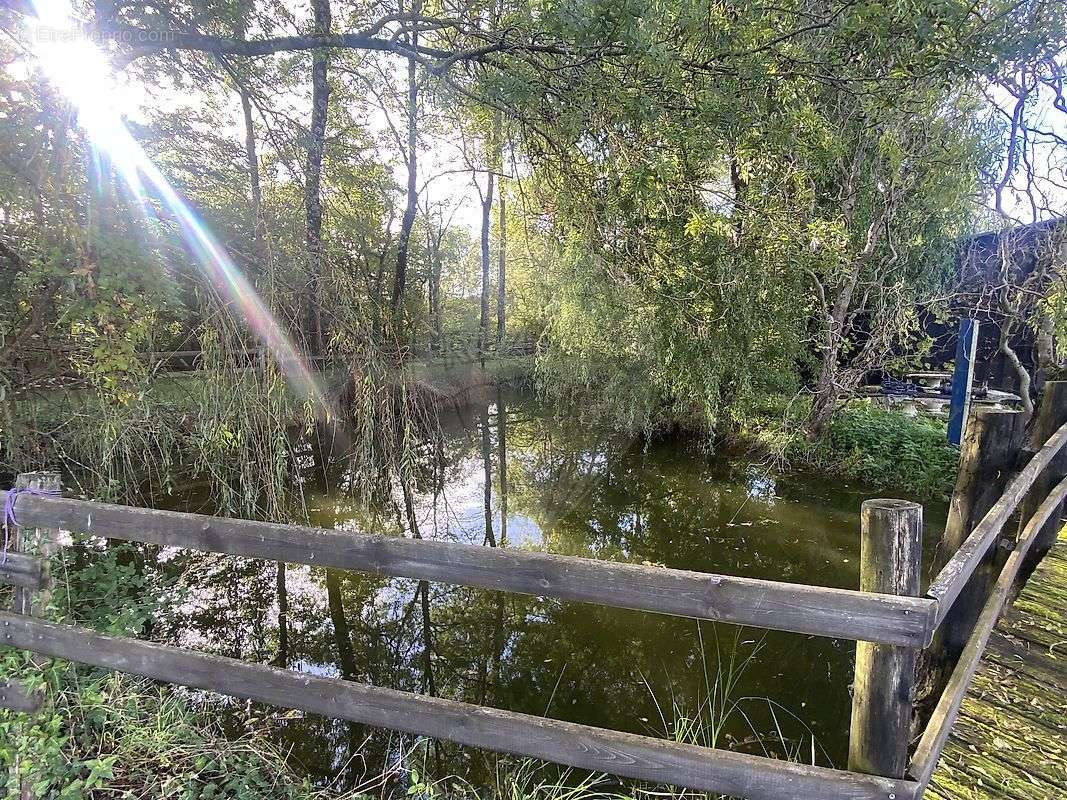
[508,0,1066,438]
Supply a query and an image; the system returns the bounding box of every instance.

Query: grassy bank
[728,396,959,500]
[0,667,325,799]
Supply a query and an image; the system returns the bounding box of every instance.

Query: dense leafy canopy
[0,0,1064,493]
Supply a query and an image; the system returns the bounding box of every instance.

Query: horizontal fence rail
[926,419,1067,624]
[0,611,920,800]
[0,491,937,647]
[908,473,1067,789]
[0,679,42,713]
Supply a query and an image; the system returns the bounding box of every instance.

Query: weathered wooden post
[2,471,62,711]
[849,498,922,779]
[933,408,1025,667]
[10,471,62,616]
[1018,381,1067,578]
[3,471,62,800]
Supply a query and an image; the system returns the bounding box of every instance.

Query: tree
[391,0,422,322]
[497,153,507,348]
[505,0,1067,438]
[961,20,1067,409]
[419,194,463,353]
[478,119,498,356]
[304,0,332,357]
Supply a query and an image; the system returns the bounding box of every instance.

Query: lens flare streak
[26,0,329,415]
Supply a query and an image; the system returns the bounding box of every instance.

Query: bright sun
[30,1,124,116]
[23,0,332,414]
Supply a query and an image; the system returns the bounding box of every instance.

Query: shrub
[796,402,958,499]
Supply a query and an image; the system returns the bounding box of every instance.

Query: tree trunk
[478,112,501,356]
[1035,310,1057,389]
[0,273,64,369]
[428,257,442,353]
[806,352,848,440]
[392,16,419,321]
[478,172,495,357]
[481,403,496,547]
[239,87,264,252]
[1000,329,1034,416]
[0,108,69,368]
[805,270,865,438]
[304,0,331,357]
[729,156,746,238]
[427,226,443,354]
[236,80,273,298]
[496,182,506,348]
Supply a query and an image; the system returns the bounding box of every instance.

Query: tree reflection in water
[98,388,946,790]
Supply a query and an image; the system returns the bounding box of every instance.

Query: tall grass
[0,668,329,800]
[642,625,828,772]
[392,624,826,800]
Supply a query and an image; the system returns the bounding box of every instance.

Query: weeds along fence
[3,384,1067,800]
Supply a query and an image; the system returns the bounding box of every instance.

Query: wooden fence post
[11,471,62,617]
[1018,381,1067,578]
[930,409,1025,671]
[5,471,61,800]
[2,471,62,711]
[849,498,922,779]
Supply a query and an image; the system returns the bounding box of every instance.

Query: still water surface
[146,389,947,789]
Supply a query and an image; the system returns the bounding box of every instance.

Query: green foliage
[3,380,183,503]
[796,402,958,499]
[508,0,1065,437]
[0,665,325,800]
[0,0,1062,792]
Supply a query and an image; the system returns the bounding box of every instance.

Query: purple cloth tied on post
[2,486,60,565]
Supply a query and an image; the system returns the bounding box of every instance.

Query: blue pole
[948,318,979,446]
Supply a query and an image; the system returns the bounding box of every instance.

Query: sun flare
[24,0,330,415]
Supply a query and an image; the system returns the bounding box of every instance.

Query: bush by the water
[799,403,958,499]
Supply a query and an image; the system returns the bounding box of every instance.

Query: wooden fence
[3,384,1066,800]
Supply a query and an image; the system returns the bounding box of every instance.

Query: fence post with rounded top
[848,498,922,779]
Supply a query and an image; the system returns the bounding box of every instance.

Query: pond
[121,388,949,790]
